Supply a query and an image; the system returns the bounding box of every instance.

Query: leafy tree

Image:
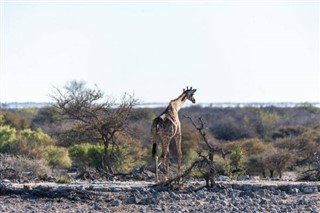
[272,126,308,140]
[264,149,293,178]
[210,116,251,141]
[259,110,281,140]
[51,81,138,174]
[32,107,60,124]
[245,154,267,177]
[222,138,272,178]
[0,108,38,130]
[129,108,155,121]
[238,138,271,156]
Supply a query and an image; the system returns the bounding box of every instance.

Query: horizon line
[1,101,320,109]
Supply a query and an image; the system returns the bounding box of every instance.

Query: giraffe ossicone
[151,86,197,181]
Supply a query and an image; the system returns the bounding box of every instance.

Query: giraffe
[151,86,197,180]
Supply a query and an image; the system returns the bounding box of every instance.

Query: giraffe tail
[152,143,157,158]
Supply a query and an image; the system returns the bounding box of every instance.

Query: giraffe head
[183,86,197,103]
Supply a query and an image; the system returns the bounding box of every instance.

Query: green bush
[0,114,4,125]
[0,126,71,169]
[69,138,144,173]
[0,125,16,152]
[213,155,229,176]
[46,145,72,168]
[12,129,54,161]
[56,177,71,184]
[229,145,245,178]
[69,143,104,169]
[87,144,104,168]
[19,128,54,146]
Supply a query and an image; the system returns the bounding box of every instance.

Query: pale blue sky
[1,1,319,103]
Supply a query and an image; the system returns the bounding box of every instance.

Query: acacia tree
[50,81,138,174]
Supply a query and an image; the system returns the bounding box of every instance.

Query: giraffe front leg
[175,133,182,176]
[165,151,170,179]
[155,156,159,182]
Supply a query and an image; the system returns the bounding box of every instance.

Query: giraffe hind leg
[159,141,170,179]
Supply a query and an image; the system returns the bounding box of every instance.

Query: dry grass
[0,154,51,180]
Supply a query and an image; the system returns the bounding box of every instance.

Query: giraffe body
[151,87,197,180]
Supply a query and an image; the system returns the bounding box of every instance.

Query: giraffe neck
[169,92,187,113]
[159,92,187,121]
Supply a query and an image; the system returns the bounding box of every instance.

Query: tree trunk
[262,169,266,178]
[103,140,113,174]
[270,170,274,178]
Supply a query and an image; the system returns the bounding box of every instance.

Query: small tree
[264,148,293,178]
[229,145,245,178]
[51,81,138,174]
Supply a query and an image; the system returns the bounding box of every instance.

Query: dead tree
[156,116,219,189]
[184,115,216,188]
[51,81,138,175]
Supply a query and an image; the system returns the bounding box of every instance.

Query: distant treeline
[1,102,320,109]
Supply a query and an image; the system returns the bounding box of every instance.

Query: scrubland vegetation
[0,84,320,182]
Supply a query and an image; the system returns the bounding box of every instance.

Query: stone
[270,198,278,205]
[241,184,253,191]
[240,191,256,198]
[93,203,103,211]
[288,187,299,194]
[134,195,142,204]
[237,175,250,181]
[169,191,180,200]
[250,176,260,181]
[132,167,141,175]
[260,198,268,205]
[197,189,207,199]
[110,199,122,207]
[302,186,318,194]
[216,175,231,182]
[281,191,289,199]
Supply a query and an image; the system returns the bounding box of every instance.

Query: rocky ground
[0,180,320,213]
